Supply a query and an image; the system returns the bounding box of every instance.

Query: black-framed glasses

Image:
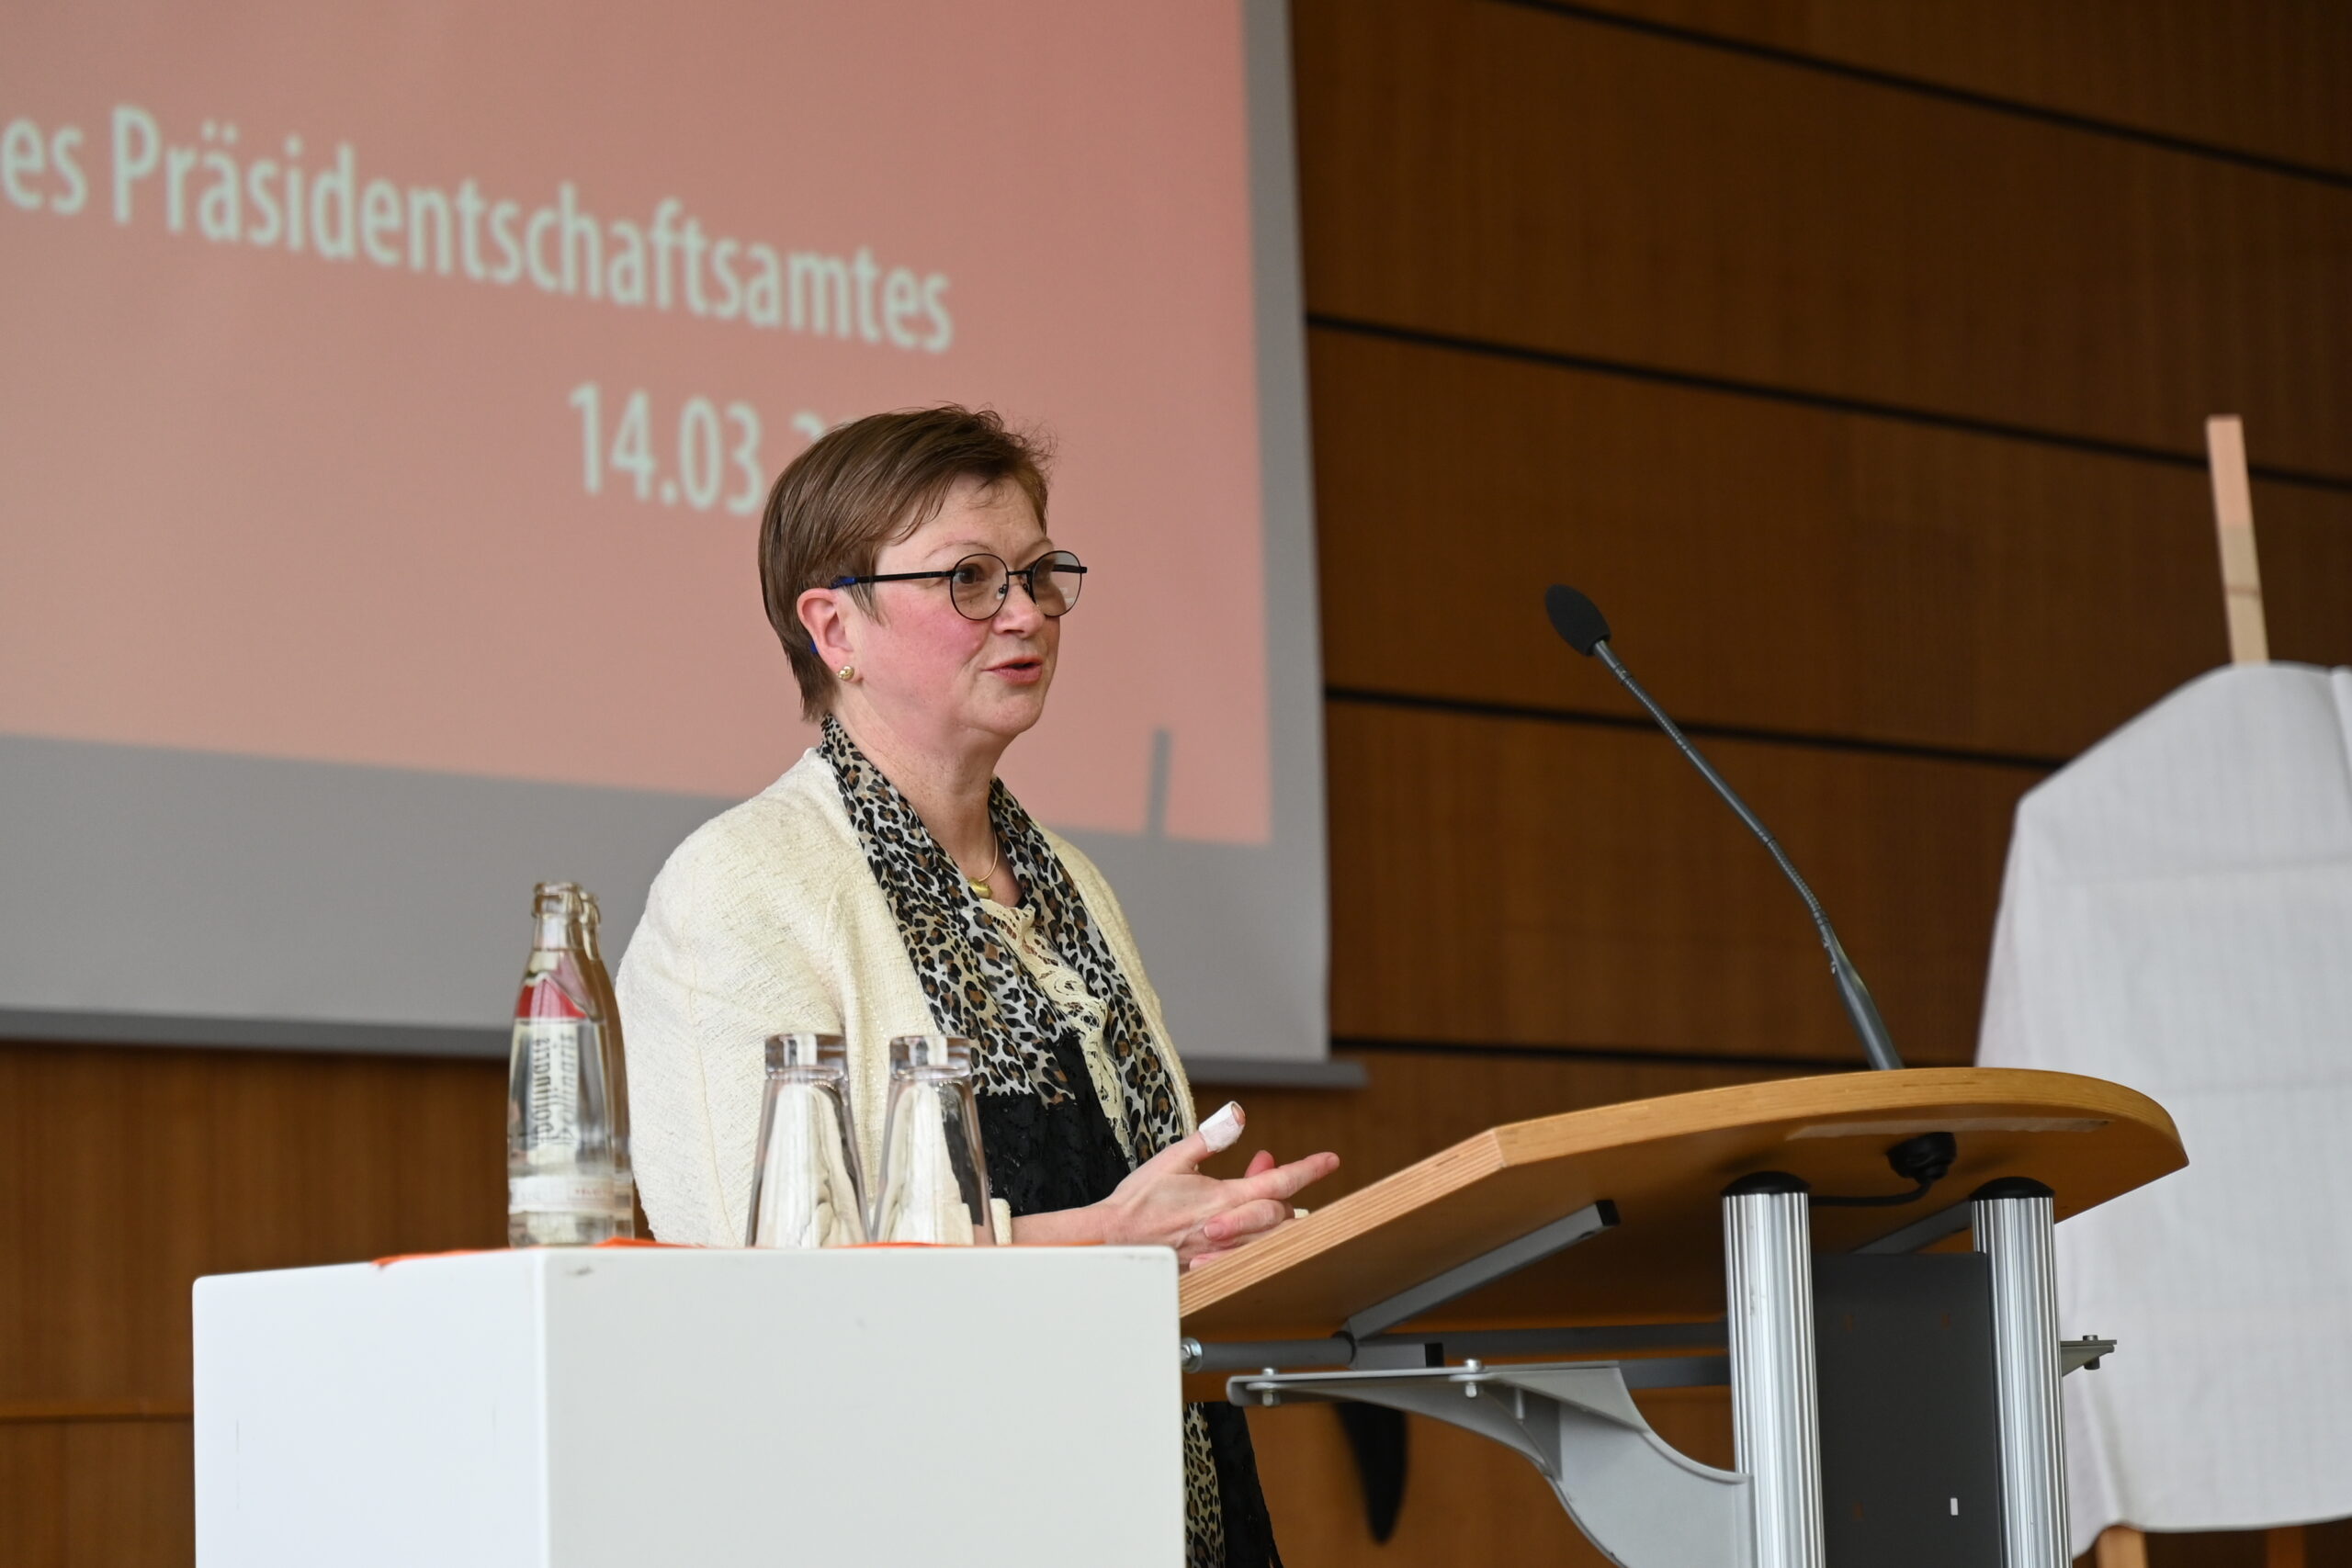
[831,549,1087,621]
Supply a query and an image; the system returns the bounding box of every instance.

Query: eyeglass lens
[949,550,1084,620]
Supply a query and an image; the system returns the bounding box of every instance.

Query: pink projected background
[0,2,1269,843]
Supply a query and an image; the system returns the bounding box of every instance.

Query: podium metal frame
[1205,1174,2088,1568]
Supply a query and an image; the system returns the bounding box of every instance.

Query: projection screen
[0,1,1332,1074]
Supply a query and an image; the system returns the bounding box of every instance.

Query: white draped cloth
[1978,664,2352,1554]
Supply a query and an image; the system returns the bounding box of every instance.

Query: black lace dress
[976,1022,1283,1568]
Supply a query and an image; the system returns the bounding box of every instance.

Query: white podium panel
[194,1247,1182,1567]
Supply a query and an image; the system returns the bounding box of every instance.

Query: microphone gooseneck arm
[1590,637,1905,1073]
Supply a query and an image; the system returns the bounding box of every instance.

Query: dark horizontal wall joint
[1485,0,2352,193]
[1307,314,2352,496]
[1336,1035,1894,1074]
[1325,685,2068,774]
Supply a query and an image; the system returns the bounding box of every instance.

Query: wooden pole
[2092,1522,2308,1564]
[2266,1525,2309,1568]
[2110,426,2301,1568]
[2095,1525,2149,1567]
[2205,415,2268,664]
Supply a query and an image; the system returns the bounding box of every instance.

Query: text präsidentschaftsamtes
[0,104,956,353]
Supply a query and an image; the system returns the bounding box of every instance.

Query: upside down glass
[745,1033,868,1248]
[869,1035,1000,1245]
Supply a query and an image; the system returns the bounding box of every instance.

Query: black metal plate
[1815,1253,2005,1568]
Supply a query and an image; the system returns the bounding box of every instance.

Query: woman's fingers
[1200,1195,1294,1246]
[1232,1150,1340,1205]
[1192,1151,1338,1244]
[1102,1142,1337,1254]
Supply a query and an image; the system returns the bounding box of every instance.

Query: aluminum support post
[1723,1173,1825,1568]
[1973,1179,2069,1568]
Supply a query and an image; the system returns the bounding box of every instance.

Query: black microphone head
[1544,584,1611,656]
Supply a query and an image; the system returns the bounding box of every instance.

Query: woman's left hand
[1012,1126,1339,1264]
[1107,1129,1339,1267]
[1182,1149,1290,1269]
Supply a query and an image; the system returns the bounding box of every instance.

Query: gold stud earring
[836,664,855,681]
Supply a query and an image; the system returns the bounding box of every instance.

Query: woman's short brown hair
[759,405,1052,719]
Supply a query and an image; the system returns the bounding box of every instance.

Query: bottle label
[509,1173,617,1214]
[514,1018,599,1151]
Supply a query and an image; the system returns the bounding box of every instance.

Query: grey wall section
[0,734,726,1045]
[1224,0,1331,1066]
[0,728,1332,1066]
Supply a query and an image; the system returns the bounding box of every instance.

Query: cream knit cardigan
[615,749,1200,1247]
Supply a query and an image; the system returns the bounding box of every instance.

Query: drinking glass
[745,1033,868,1247]
[869,1035,999,1245]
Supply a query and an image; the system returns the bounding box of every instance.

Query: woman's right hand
[1091,1125,1340,1267]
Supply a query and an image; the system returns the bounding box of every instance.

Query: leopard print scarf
[819,715,1190,1166]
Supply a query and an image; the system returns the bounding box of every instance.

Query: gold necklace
[960,835,1003,901]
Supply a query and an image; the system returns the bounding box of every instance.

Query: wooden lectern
[1181,1066,2183,1568]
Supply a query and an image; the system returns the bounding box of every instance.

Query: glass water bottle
[869,1035,999,1245]
[575,890,636,1238]
[745,1033,868,1247]
[507,882,617,1247]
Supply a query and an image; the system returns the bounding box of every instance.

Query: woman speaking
[617,404,1339,1566]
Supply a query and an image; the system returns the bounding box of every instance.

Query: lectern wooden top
[1179,1067,2182,1342]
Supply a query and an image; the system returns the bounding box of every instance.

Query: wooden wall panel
[2259,483,2352,664]
[0,1042,503,1405]
[1323,700,2031,1063]
[1310,326,2352,760]
[1293,0,2352,478]
[1571,0,2352,177]
[0,1419,194,1568]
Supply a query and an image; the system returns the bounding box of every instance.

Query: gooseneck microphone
[1545,584,1905,1073]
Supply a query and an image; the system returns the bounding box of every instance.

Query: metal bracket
[2061,1337,2116,1375]
[1231,1359,1752,1568]
[1180,1336,1349,1374]
[1183,1318,1726,1375]
[1183,1325,2110,1380]
[1342,1200,1619,1341]
[1853,1199,1973,1255]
